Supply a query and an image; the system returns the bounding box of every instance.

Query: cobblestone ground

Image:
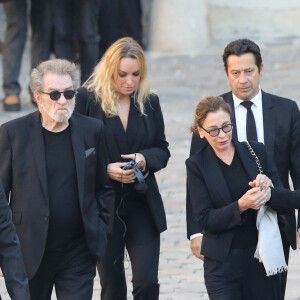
[1,5,300,300]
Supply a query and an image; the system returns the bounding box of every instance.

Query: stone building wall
[148,0,300,52]
[209,0,300,45]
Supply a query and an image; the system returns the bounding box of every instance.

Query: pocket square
[85,147,96,157]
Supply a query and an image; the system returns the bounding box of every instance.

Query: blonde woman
[75,37,170,300]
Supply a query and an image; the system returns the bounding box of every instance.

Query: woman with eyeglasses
[74,37,170,300]
[186,96,287,300]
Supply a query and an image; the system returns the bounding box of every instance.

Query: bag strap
[244,141,264,174]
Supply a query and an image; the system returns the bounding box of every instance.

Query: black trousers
[98,0,118,58]
[118,0,143,47]
[97,201,160,300]
[281,234,290,300]
[98,0,143,59]
[29,240,96,300]
[52,0,101,83]
[204,246,282,300]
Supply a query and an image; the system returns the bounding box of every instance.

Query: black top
[115,98,147,211]
[217,151,258,248]
[43,126,84,252]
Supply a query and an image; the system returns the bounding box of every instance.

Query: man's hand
[0,267,3,277]
[190,236,204,261]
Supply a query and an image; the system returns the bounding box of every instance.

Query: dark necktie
[241,101,258,142]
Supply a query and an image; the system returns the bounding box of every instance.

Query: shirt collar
[232,89,262,109]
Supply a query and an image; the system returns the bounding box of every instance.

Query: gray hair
[30,59,78,93]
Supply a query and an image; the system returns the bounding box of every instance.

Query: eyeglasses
[201,123,233,137]
[39,90,76,101]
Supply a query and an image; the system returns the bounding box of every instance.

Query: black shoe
[3,95,21,112]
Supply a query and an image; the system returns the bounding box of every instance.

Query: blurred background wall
[148,0,300,52]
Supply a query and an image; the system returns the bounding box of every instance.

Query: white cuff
[190,233,203,240]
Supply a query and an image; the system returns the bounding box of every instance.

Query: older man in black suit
[0,59,114,300]
[187,39,300,298]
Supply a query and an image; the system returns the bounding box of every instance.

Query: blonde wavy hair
[84,37,151,116]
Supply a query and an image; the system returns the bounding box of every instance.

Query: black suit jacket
[75,87,170,233]
[271,188,300,209]
[187,90,300,250]
[0,111,114,279]
[0,181,30,300]
[186,141,284,261]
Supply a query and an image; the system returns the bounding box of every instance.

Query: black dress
[75,87,170,300]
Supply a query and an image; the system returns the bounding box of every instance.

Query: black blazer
[0,181,30,300]
[187,90,300,249]
[186,141,283,262]
[75,87,170,233]
[0,111,114,279]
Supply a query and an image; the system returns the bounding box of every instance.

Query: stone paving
[1,5,300,300]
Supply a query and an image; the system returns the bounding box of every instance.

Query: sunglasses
[39,90,76,101]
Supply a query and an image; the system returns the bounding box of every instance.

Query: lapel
[222,92,238,140]
[142,102,154,148]
[261,90,276,155]
[234,141,260,219]
[202,145,233,205]
[29,111,49,201]
[234,140,261,181]
[69,115,85,205]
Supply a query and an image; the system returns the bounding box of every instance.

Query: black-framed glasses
[201,123,233,137]
[39,90,76,101]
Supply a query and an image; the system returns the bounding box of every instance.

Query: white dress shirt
[232,89,264,143]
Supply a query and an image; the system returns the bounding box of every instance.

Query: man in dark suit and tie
[187,39,300,298]
[0,59,114,300]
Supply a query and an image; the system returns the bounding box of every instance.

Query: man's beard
[40,101,75,123]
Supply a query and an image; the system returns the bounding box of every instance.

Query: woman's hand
[249,174,272,191]
[107,162,136,183]
[121,153,146,171]
[238,187,271,213]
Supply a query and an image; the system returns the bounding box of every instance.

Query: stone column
[149,0,210,52]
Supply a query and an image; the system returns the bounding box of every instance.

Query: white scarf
[255,205,288,276]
